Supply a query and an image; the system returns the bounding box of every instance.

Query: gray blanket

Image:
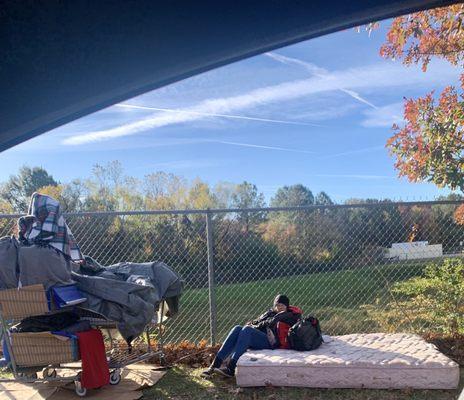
[0,237,19,289]
[0,241,183,341]
[19,245,74,289]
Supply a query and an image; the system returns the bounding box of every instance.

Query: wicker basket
[10,331,78,367]
[0,285,79,367]
[0,284,49,321]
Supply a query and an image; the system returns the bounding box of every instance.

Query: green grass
[3,365,460,399]
[143,365,464,400]
[164,262,425,342]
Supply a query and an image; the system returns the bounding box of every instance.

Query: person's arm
[254,310,296,330]
[246,309,274,327]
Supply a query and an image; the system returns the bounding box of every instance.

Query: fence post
[206,210,217,346]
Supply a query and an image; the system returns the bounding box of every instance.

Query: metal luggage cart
[0,284,166,397]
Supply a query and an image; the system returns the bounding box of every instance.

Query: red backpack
[277,321,291,349]
[276,306,303,349]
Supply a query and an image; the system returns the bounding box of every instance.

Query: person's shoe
[200,367,215,378]
[215,358,236,378]
[200,356,222,378]
[215,366,235,378]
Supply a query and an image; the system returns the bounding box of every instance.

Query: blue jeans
[216,325,271,363]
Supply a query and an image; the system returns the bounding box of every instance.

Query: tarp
[72,261,183,341]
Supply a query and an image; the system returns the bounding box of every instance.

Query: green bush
[364,258,464,335]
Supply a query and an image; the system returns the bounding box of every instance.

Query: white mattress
[236,333,459,389]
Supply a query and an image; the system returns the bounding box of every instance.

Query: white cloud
[63,60,459,146]
[293,102,359,121]
[361,102,404,128]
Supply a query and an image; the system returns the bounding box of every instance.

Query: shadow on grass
[143,366,463,400]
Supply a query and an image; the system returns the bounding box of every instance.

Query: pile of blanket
[0,193,183,342]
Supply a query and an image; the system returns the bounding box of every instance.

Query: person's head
[273,294,289,312]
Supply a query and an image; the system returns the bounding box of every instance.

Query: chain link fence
[1,200,463,344]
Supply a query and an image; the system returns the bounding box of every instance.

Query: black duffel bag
[288,315,323,351]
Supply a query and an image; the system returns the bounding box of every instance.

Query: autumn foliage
[381,5,464,191]
[454,203,464,225]
[159,340,220,367]
[380,5,464,70]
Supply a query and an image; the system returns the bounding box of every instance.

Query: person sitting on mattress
[202,294,302,378]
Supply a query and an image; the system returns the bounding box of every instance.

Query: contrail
[115,103,323,127]
[214,140,315,154]
[63,60,449,145]
[265,52,378,109]
[340,89,378,109]
[319,146,385,159]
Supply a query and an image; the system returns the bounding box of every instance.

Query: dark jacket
[248,305,302,348]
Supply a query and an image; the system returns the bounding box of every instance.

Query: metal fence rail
[1,200,463,344]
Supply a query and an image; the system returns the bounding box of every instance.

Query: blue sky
[1,23,461,203]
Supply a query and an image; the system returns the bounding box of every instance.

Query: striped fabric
[18,192,83,260]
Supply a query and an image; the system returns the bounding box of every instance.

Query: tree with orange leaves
[381,4,464,191]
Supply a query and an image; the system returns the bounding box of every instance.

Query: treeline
[1,162,463,287]
[0,162,335,214]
